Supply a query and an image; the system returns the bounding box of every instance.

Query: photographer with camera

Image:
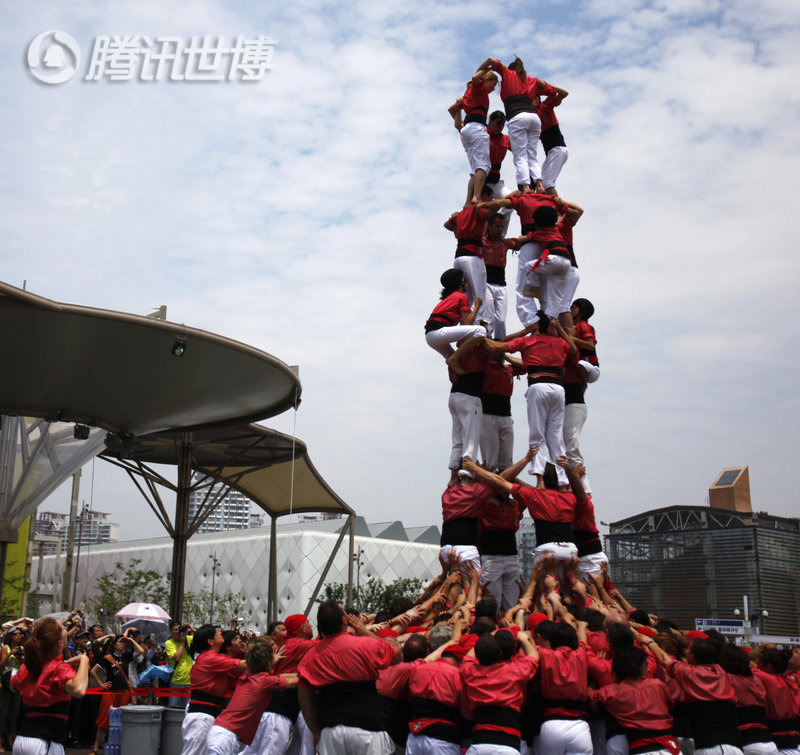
[165,621,195,707]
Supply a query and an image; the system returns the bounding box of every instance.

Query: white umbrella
[115,602,171,621]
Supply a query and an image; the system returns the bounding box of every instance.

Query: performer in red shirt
[479,350,525,470]
[244,614,316,755]
[537,91,569,195]
[460,630,539,753]
[487,57,567,194]
[486,110,513,202]
[448,62,499,206]
[752,647,800,752]
[444,189,496,327]
[480,212,526,339]
[482,190,560,329]
[11,617,89,754]
[425,268,486,376]
[440,474,496,572]
[489,314,577,486]
[181,624,246,755]
[298,601,399,755]
[207,637,297,755]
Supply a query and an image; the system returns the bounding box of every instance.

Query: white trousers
[425,324,486,360]
[538,718,593,755]
[541,145,569,190]
[460,121,490,176]
[449,391,482,469]
[406,733,460,754]
[525,382,567,484]
[183,710,216,755]
[533,542,578,566]
[208,724,245,755]
[578,552,609,580]
[695,746,745,755]
[480,553,521,610]
[536,254,574,318]
[605,732,627,755]
[11,738,65,755]
[484,282,508,339]
[579,360,600,383]
[480,413,514,471]
[488,179,514,235]
[453,255,487,324]
[439,545,481,572]
[516,241,542,328]
[318,724,394,755]
[467,744,520,755]
[742,743,779,754]
[242,710,293,754]
[563,402,590,493]
[507,111,542,186]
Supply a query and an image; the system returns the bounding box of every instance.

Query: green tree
[86,559,170,627]
[181,589,252,627]
[318,576,425,613]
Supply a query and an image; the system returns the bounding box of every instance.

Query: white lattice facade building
[32,518,441,630]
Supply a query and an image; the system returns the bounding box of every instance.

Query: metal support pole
[169,434,192,623]
[209,552,220,624]
[61,470,81,610]
[268,515,278,622]
[346,516,355,609]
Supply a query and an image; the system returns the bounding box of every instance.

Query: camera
[180,624,191,633]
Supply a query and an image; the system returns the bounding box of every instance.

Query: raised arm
[553,318,577,355]
[462,460,513,495]
[461,297,483,326]
[556,455,586,502]
[443,212,458,233]
[499,446,538,482]
[64,654,90,698]
[448,99,464,131]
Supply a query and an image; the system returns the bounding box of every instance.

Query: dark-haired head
[475,597,498,621]
[403,633,429,662]
[629,609,652,627]
[191,624,219,659]
[495,629,516,661]
[533,206,559,229]
[758,647,789,675]
[612,644,648,682]
[542,461,559,490]
[533,619,556,646]
[571,298,594,321]
[718,643,752,677]
[536,313,552,336]
[508,56,526,79]
[689,638,719,666]
[470,616,496,637]
[22,618,65,679]
[246,637,274,674]
[317,599,345,637]
[551,622,579,651]
[440,268,466,300]
[475,634,502,666]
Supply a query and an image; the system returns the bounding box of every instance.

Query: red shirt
[481,236,518,268]
[575,321,596,348]
[591,677,677,730]
[428,291,470,327]
[375,660,418,699]
[298,632,396,688]
[488,130,511,175]
[460,80,490,120]
[11,657,75,706]
[480,496,524,532]
[667,661,737,704]
[506,334,570,370]
[537,93,564,131]
[442,481,494,521]
[494,62,556,103]
[451,205,491,254]
[273,637,315,675]
[508,192,559,229]
[512,485,576,524]
[728,673,768,709]
[190,651,244,697]
[482,360,522,397]
[460,654,538,715]
[753,668,800,721]
[557,215,577,246]
[572,495,598,534]
[214,671,287,745]
[409,659,464,708]
[537,645,589,701]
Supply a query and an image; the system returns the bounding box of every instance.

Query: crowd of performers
[6,55,800,755]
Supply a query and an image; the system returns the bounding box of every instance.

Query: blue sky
[3,0,800,540]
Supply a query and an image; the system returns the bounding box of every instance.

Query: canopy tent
[0,281,353,620]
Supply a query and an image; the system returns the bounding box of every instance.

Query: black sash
[472,704,521,750]
[409,696,461,744]
[485,264,506,285]
[685,700,741,749]
[541,124,566,152]
[479,529,518,555]
[504,94,535,120]
[533,519,574,546]
[18,700,70,745]
[266,687,300,721]
[543,697,590,721]
[441,517,479,548]
[451,371,484,398]
[318,680,385,732]
[482,393,512,416]
[188,689,228,717]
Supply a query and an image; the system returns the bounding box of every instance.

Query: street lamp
[209,552,221,624]
[733,595,768,639]
[353,549,365,611]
